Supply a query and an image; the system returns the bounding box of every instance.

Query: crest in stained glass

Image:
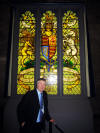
[40,11,57,95]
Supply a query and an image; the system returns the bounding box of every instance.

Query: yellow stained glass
[40,11,57,95]
[17,11,36,94]
[62,10,81,95]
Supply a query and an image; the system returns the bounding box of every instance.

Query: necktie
[39,93,43,121]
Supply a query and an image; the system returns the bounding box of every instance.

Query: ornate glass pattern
[17,11,36,94]
[62,10,81,95]
[40,11,57,95]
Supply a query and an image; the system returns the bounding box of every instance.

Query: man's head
[37,78,46,92]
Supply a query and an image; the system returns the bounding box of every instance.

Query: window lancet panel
[62,10,81,95]
[40,11,58,95]
[17,11,36,94]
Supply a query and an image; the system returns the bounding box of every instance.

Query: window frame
[8,3,90,97]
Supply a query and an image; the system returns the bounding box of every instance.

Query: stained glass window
[40,11,57,95]
[62,10,81,95]
[17,11,36,94]
[12,5,88,96]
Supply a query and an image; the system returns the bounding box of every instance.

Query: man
[17,78,54,133]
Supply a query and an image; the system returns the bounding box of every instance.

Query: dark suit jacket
[17,89,51,130]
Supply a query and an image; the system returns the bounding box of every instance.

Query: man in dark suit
[17,78,54,133]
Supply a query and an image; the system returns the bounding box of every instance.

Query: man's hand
[21,122,26,127]
[50,119,55,123]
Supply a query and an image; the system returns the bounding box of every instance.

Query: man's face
[37,80,46,92]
